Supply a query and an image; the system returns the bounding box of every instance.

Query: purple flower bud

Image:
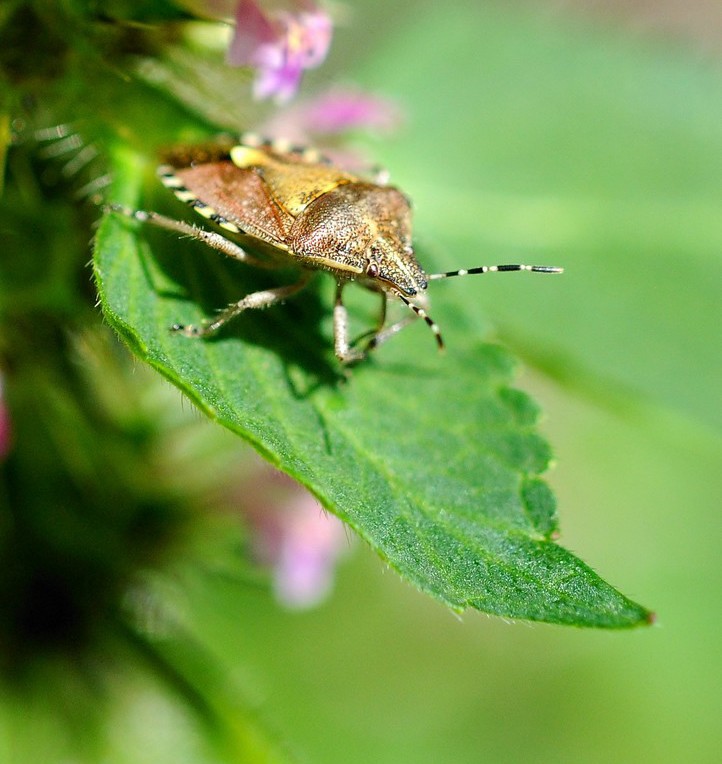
[262,86,403,141]
[228,1,333,103]
[242,467,349,609]
[270,492,347,609]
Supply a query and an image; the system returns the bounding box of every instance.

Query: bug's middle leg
[174,271,313,338]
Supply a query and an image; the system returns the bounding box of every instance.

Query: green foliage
[19,0,722,760]
[94,100,648,628]
[352,1,722,435]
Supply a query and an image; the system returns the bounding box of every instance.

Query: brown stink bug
[111,134,562,364]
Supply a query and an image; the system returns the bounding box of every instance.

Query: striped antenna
[429,263,563,280]
[407,263,562,351]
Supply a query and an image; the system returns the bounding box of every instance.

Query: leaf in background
[93,134,650,628]
[348,1,722,435]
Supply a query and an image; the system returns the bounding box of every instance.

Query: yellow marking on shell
[239,136,323,164]
[219,221,241,233]
[173,189,196,203]
[230,144,272,169]
[270,137,292,154]
[194,204,217,219]
[301,147,321,162]
[160,174,184,188]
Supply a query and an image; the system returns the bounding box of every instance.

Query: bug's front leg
[174,272,313,338]
[108,204,275,269]
[333,283,367,364]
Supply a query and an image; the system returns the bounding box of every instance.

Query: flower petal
[227,1,334,102]
[227,0,278,67]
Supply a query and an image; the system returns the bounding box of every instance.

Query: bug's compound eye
[365,260,380,278]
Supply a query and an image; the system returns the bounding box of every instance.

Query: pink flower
[242,467,350,609]
[262,86,403,142]
[227,0,333,103]
[259,86,404,172]
[269,492,348,608]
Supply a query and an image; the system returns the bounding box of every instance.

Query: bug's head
[361,239,427,298]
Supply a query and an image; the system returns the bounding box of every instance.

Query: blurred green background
[2,0,721,762]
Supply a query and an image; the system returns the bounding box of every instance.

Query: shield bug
[112,134,562,364]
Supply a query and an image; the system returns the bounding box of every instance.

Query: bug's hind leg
[174,271,313,338]
[107,204,275,269]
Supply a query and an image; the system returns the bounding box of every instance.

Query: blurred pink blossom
[260,86,403,173]
[243,468,349,609]
[261,85,403,142]
[228,0,333,103]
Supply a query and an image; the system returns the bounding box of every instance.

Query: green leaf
[93,139,650,629]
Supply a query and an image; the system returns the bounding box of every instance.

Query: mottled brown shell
[158,138,428,297]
